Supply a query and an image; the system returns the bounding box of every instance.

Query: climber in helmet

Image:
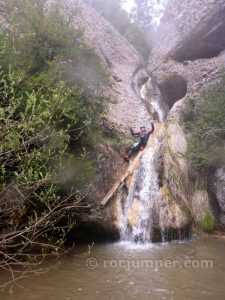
[123,119,155,162]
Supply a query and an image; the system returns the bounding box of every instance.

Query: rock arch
[158,75,188,109]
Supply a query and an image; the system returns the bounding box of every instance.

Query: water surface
[1,238,225,300]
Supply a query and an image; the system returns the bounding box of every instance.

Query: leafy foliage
[0,0,109,87]
[0,73,97,203]
[200,211,215,233]
[0,0,110,281]
[181,76,225,171]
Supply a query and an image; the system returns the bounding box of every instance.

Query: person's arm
[147,122,155,134]
[130,128,140,136]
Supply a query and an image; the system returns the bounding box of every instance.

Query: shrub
[0,0,110,217]
[200,211,215,233]
[0,72,96,200]
[0,0,109,87]
[181,76,225,171]
[0,0,110,284]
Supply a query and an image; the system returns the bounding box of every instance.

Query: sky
[122,0,168,25]
[122,0,135,13]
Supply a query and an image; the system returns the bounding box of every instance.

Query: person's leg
[123,142,141,162]
[128,142,140,158]
[140,142,147,151]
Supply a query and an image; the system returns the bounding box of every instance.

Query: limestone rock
[127,198,140,227]
[167,123,187,155]
[192,190,212,222]
[62,0,150,132]
[213,167,225,213]
[150,0,225,228]
[148,0,225,107]
[158,185,189,229]
[165,118,189,178]
[219,214,225,226]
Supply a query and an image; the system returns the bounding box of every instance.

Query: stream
[119,145,160,243]
[1,238,225,300]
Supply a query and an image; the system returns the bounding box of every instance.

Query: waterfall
[118,145,159,243]
[118,69,164,244]
[132,67,169,122]
[117,66,191,243]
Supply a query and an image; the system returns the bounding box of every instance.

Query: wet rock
[213,167,225,213]
[127,198,140,227]
[158,185,190,229]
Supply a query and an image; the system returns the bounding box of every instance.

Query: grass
[200,211,215,233]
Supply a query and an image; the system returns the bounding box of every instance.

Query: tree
[133,0,152,31]
[132,0,166,30]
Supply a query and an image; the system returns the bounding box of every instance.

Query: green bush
[0,73,96,203]
[181,76,225,171]
[0,0,109,242]
[0,0,109,87]
[200,211,215,233]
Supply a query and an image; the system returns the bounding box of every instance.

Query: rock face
[213,167,225,224]
[192,190,212,223]
[70,0,225,238]
[148,0,225,108]
[62,0,150,132]
[148,0,225,229]
[214,167,225,213]
[63,0,225,240]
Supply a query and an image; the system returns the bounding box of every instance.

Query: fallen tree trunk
[100,132,156,207]
[100,124,164,207]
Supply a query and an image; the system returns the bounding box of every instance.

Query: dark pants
[128,142,142,158]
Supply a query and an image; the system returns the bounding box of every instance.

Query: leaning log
[100,132,156,206]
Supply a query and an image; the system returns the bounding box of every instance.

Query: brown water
[1,238,225,300]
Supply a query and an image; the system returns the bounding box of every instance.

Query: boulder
[213,167,225,213]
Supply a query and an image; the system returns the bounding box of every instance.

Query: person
[123,120,155,162]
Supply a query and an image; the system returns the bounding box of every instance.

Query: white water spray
[118,145,159,243]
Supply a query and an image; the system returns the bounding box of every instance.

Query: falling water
[118,145,159,243]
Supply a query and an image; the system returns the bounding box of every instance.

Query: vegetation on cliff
[0,0,111,285]
[200,211,215,233]
[182,76,225,172]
